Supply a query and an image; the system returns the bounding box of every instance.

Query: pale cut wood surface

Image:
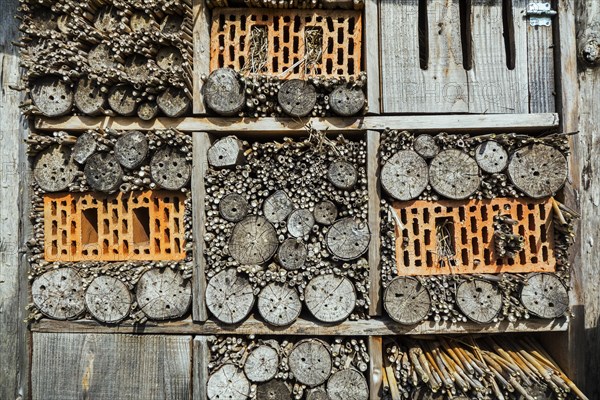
[368,337,383,400]
[32,333,192,400]
[193,336,212,400]
[367,131,382,315]
[288,339,332,387]
[527,23,556,113]
[33,113,560,133]
[193,0,210,114]
[364,0,380,114]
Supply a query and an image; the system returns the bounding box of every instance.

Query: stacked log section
[32,268,86,320]
[204,132,370,323]
[85,275,132,323]
[136,268,192,320]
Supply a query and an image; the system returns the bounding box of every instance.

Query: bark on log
[329,85,365,116]
[205,268,255,324]
[157,87,190,118]
[475,140,509,173]
[383,276,431,325]
[429,149,481,200]
[84,153,124,193]
[137,101,159,121]
[313,200,338,226]
[219,193,249,222]
[257,282,302,326]
[33,144,78,192]
[278,79,317,117]
[32,268,86,320]
[74,78,106,116]
[287,209,315,238]
[85,275,132,323]
[327,160,358,190]
[31,75,73,117]
[108,84,138,116]
[288,339,332,387]
[156,46,184,70]
[327,369,369,400]
[229,216,279,265]
[72,131,97,164]
[325,218,370,261]
[243,345,279,383]
[256,380,291,400]
[207,136,245,168]
[114,131,149,169]
[456,279,503,324]
[381,150,429,201]
[520,273,569,319]
[136,268,192,320]
[304,274,356,323]
[150,146,191,190]
[277,238,307,271]
[203,68,246,116]
[207,364,250,400]
[413,134,440,159]
[507,144,568,198]
[263,190,294,223]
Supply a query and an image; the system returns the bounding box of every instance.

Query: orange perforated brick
[210,8,362,78]
[392,198,556,276]
[44,191,186,262]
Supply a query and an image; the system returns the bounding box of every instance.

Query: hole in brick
[52,220,58,235]
[403,250,410,266]
[240,14,246,30]
[175,238,181,253]
[508,258,515,265]
[414,239,421,257]
[155,238,161,252]
[133,207,151,245]
[542,246,548,261]
[348,17,355,34]
[103,219,110,234]
[61,209,67,225]
[327,17,333,32]
[51,240,58,256]
[540,224,547,242]
[229,46,235,63]
[471,237,479,255]
[123,240,129,253]
[497,258,504,265]
[470,216,477,233]
[273,57,279,72]
[283,25,290,43]
[531,256,538,263]
[337,48,344,65]
[112,209,118,223]
[400,209,408,225]
[82,208,99,245]
[283,47,289,63]
[528,214,535,231]
[482,226,488,243]
[103,239,109,253]
[123,219,128,234]
[293,15,301,32]
[436,217,456,259]
[461,227,468,245]
[484,248,491,264]
[529,235,537,253]
[424,229,431,246]
[462,248,469,265]
[520,248,526,264]
[517,204,524,219]
[413,221,419,235]
[426,251,433,268]
[481,206,488,221]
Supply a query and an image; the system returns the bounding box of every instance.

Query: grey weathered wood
[528,22,556,113]
[520,273,569,319]
[84,153,123,193]
[193,0,210,114]
[277,238,307,271]
[475,141,509,173]
[367,130,382,316]
[87,43,118,71]
[129,11,154,31]
[278,79,317,117]
[74,78,106,116]
[243,345,279,382]
[229,216,278,265]
[114,131,149,169]
[32,268,86,320]
[219,193,248,222]
[32,333,192,400]
[93,5,120,32]
[193,336,211,400]
[124,56,150,82]
[137,101,159,120]
[307,387,330,400]
[380,150,429,201]
[72,131,97,164]
[33,144,78,191]
[287,209,315,238]
[364,0,380,114]
[413,134,440,159]
[157,87,190,118]
[327,369,369,400]
[31,75,73,117]
[327,160,358,190]
[383,276,431,325]
[161,14,184,34]
[263,190,294,223]
[156,46,184,70]
[429,149,481,199]
[507,144,568,198]
[313,200,338,226]
[368,337,383,400]
[207,364,250,400]
[207,136,244,168]
[288,339,332,387]
[256,380,291,400]
[329,85,365,116]
[107,84,137,116]
[192,132,209,321]
[85,275,132,323]
[456,279,503,324]
[205,268,255,324]
[325,217,370,260]
[203,68,246,116]
[304,274,356,323]
[257,282,302,326]
[136,268,192,320]
[150,146,191,190]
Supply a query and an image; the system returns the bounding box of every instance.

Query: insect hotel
[1,0,599,398]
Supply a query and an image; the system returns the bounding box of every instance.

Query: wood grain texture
[367,131,382,316]
[193,336,212,400]
[368,337,383,400]
[527,23,556,113]
[193,0,210,114]
[32,333,192,400]
[364,0,380,114]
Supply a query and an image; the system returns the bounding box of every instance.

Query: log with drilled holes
[327,369,369,400]
[287,209,315,238]
[135,268,192,320]
[288,339,333,387]
[30,75,73,117]
[33,144,78,192]
[207,364,250,400]
[384,276,431,325]
[455,279,503,324]
[313,200,338,225]
[137,101,159,121]
[304,274,357,323]
[475,140,509,173]
[107,84,138,116]
[413,134,440,159]
[32,268,86,320]
[207,136,245,168]
[157,87,190,117]
[429,149,481,199]
[71,131,97,164]
[263,190,294,223]
[84,275,132,323]
[84,153,124,193]
[327,160,358,190]
[243,345,279,383]
[203,68,246,116]
[329,85,366,117]
[257,282,302,326]
[325,217,370,261]
[218,193,249,222]
[381,150,429,201]
[205,268,255,324]
[507,144,568,198]
[256,380,292,400]
[229,216,279,265]
[520,273,569,318]
[150,146,191,190]
[277,238,308,271]
[74,79,106,116]
[114,131,149,169]
[278,79,317,117]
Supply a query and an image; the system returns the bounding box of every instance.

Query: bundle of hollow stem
[383,336,588,400]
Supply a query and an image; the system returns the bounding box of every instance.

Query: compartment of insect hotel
[195,335,373,400]
[196,129,378,325]
[27,129,194,323]
[377,131,576,327]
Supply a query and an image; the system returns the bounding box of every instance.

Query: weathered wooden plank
[32,333,192,400]
[364,0,380,114]
[367,131,381,316]
[34,113,560,133]
[193,336,212,400]
[192,132,210,321]
[0,0,30,398]
[30,316,569,336]
[467,0,529,113]
[368,337,383,400]
[193,0,211,114]
[527,24,556,113]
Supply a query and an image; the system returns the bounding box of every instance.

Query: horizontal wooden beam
[30,316,568,336]
[34,114,559,134]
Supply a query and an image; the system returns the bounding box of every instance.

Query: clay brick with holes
[44,191,186,262]
[392,198,556,276]
[210,8,362,78]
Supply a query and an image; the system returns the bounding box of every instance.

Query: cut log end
[413,134,440,159]
[150,146,191,190]
[325,218,370,261]
[157,87,190,118]
[520,273,569,319]
[430,149,481,200]
[475,140,509,173]
[135,268,191,320]
[32,268,85,320]
[108,85,137,116]
[229,216,278,265]
[31,75,73,117]
[85,275,132,323]
[114,131,149,169]
[256,380,292,400]
[204,68,246,116]
[137,101,159,121]
[277,238,307,271]
[72,131,97,164]
[33,144,78,192]
[206,268,255,324]
[288,339,332,387]
[456,279,503,324]
[327,369,369,400]
[327,160,358,190]
[287,209,315,238]
[74,79,106,116]
[384,276,431,325]
[207,364,250,400]
[207,136,245,168]
[381,150,429,201]
[278,79,317,117]
[243,345,279,382]
[313,200,338,226]
[258,282,302,326]
[84,153,124,193]
[329,85,365,116]
[304,274,356,323]
[507,144,568,198]
[263,190,294,223]
[219,193,249,222]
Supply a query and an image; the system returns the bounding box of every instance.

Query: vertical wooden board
[192,132,210,321]
[367,131,382,316]
[32,333,192,400]
[193,0,211,114]
[528,24,556,113]
[365,0,381,114]
[467,0,529,113]
[368,337,383,400]
[193,336,212,400]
